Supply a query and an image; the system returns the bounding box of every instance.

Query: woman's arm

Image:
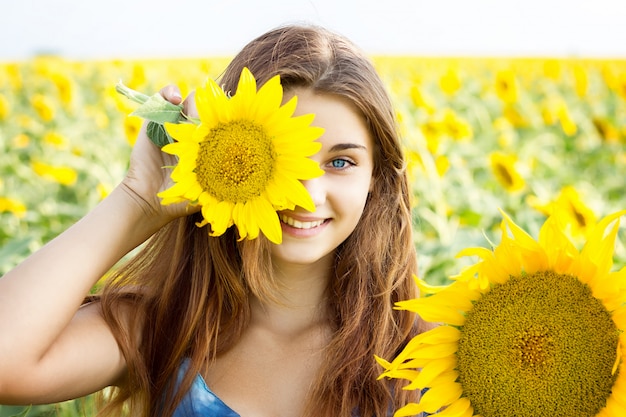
[0,86,193,404]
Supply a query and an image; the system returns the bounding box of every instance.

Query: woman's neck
[250,256,333,339]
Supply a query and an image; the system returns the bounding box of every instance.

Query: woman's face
[272,88,374,267]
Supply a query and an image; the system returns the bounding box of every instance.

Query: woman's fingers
[182,90,198,119]
[158,85,197,119]
[159,84,183,105]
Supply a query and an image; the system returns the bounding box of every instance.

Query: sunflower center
[512,325,555,370]
[456,271,619,417]
[196,120,276,203]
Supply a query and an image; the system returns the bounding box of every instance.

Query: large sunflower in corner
[159,67,324,244]
[377,209,626,417]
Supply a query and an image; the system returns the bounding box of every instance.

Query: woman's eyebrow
[328,143,368,152]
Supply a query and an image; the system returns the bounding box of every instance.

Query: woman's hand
[120,85,199,225]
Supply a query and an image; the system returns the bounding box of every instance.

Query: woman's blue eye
[331,159,348,168]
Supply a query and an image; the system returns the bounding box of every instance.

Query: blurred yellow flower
[554,186,597,237]
[615,72,626,101]
[420,119,443,153]
[5,63,22,90]
[495,69,519,104]
[557,103,577,136]
[572,64,588,98]
[0,93,10,120]
[0,196,27,218]
[123,116,142,146]
[128,63,147,89]
[43,132,69,149]
[83,106,110,129]
[11,133,30,149]
[489,151,525,192]
[592,117,620,143]
[71,146,84,157]
[31,93,55,122]
[540,96,558,126]
[97,182,111,200]
[435,154,450,177]
[51,73,74,106]
[439,68,462,96]
[405,148,449,179]
[441,109,472,141]
[410,84,435,114]
[543,59,562,80]
[502,105,528,128]
[109,85,136,114]
[16,114,36,129]
[493,117,518,147]
[527,186,597,237]
[31,161,78,186]
[404,149,422,181]
[540,96,577,135]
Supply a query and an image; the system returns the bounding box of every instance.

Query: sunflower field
[1,55,626,416]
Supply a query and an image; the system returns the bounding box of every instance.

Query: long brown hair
[98,24,423,417]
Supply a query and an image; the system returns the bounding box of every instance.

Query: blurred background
[1,1,626,415]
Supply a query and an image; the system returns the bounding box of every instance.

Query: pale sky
[2,0,626,59]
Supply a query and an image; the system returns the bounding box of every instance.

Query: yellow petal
[250,74,283,121]
[164,122,197,142]
[196,77,230,126]
[402,342,458,362]
[406,355,457,390]
[389,327,459,366]
[418,379,463,413]
[205,200,234,236]
[538,214,578,272]
[380,369,421,384]
[396,298,466,326]
[414,274,449,295]
[249,196,282,244]
[393,403,424,417]
[612,305,626,329]
[434,397,473,417]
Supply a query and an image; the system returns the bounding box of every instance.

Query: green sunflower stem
[115,81,150,105]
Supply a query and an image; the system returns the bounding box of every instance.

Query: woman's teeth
[280,215,325,229]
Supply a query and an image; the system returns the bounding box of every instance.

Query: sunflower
[489,151,525,192]
[159,67,324,244]
[377,209,626,417]
[527,186,597,238]
[494,68,519,104]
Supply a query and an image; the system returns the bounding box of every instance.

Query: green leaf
[130,93,184,124]
[146,122,175,148]
[3,405,31,417]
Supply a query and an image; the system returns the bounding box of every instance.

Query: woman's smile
[279,214,327,230]
[279,213,330,237]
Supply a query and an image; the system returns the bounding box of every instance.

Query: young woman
[0,24,427,417]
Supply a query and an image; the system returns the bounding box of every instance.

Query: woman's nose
[301,176,326,207]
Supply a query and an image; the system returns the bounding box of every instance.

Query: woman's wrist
[104,184,173,250]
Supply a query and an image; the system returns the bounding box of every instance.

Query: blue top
[171,360,426,417]
[172,360,240,417]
